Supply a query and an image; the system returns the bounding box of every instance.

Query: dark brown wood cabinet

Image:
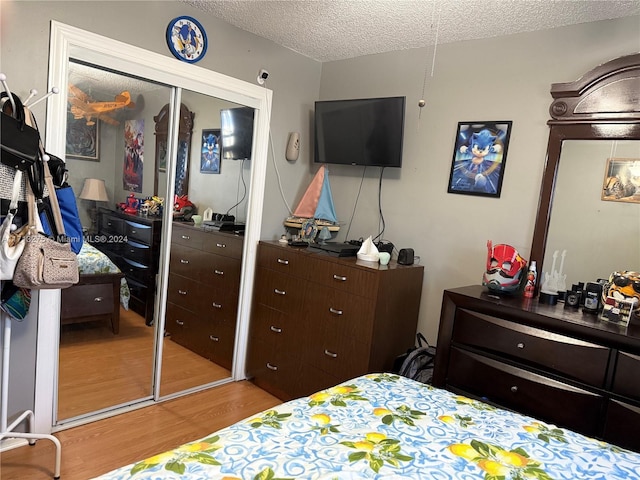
[95,208,162,325]
[165,223,243,370]
[246,241,425,401]
[434,285,640,452]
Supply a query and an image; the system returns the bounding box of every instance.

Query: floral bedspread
[78,242,130,310]
[93,373,640,480]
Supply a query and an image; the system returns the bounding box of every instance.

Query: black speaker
[398,248,414,265]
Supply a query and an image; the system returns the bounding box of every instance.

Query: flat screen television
[314,96,405,168]
[220,107,255,161]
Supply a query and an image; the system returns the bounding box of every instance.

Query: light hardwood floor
[1,380,281,479]
[58,308,231,421]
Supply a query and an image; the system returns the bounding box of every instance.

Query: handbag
[13,160,79,290]
[0,169,28,280]
[0,92,40,171]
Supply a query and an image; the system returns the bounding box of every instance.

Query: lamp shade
[79,178,109,202]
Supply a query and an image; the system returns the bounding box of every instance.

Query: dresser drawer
[306,335,370,381]
[165,302,195,346]
[203,321,236,370]
[312,261,377,298]
[304,284,375,343]
[200,253,241,290]
[249,303,304,357]
[246,337,306,401]
[100,213,124,235]
[603,399,640,452]
[448,348,604,436]
[202,231,243,259]
[167,274,199,311]
[61,283,114,318]
[120,257,153,284]
[172,223,205,250]
[170,243,207,279]
[198,284,239,323]
[122,239,152,265]
[257,243,307,278]
[252,268,307,315]
[453,309,610,387]
[612,351,640,400]
[124,219,153,245]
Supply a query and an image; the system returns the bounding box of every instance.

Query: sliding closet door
[158,89,254,397]
[56,61,172,424]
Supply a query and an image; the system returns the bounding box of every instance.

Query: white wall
[318,16,640,344]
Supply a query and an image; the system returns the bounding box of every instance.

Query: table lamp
[79,178,109,234]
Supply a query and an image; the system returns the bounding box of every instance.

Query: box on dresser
[433,285,640,452]
[246,241,425,401]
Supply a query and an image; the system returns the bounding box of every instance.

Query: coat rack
[0,73,62,479]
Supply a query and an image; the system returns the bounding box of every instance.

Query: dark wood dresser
[246,241,425,401]
[433,285,640,452]
[95,207,162,325]
[165,223,243,370]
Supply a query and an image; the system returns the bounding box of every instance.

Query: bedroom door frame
[34,21,272,433]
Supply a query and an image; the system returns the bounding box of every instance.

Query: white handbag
[0,169,28,280]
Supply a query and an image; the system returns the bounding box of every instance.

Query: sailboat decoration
[284,164,341,233]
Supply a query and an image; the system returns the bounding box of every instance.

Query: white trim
[35,21,272,433]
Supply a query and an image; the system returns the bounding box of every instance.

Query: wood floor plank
[0,380,281,479]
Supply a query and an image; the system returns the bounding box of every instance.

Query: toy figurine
[123,193,139,214]
[173,194,197,221]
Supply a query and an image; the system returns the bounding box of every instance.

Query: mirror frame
[154,103,194,196]
[34,21,272,432]
[530,53,640,285]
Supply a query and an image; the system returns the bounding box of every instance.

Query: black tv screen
[220,107,255,160]
[314,96,405,167]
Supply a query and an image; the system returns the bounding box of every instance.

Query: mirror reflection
[543,140,640,288]
[57,62,255,421]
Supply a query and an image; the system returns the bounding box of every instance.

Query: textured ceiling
[186,0,640,62]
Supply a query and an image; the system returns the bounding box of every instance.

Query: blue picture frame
[200,128,221,174]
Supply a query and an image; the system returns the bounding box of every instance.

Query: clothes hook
[23,89,38,105]
[0,73,17,115]
[25,86,59,108]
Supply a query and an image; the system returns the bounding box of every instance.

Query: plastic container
[523,261,537,298]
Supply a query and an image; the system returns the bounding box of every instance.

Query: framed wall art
[200,128,221,174]
[601,158,640,204]
[447,121,512,198]
[66,113,99,160]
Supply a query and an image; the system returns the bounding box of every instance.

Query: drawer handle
[510,386,518,393]
[214,269,224,275]
[176,320,184,326]
[180,259,189,264]
[216,243,226,248]
[277,258,289,265]
[131,230,137,234]
[130,249,136,254]
[181,235,190,240]
[274,288,286,295]
[107,222,112,226]
[324,349,338,358]
[178,289,188,295]
[333,274,347,282]
[266,362,278,371]
[270,326,282,333]
[329,307,343,315]
[212,302,222,309]
[209,335,219,342]
[93,297,103,302]
[517,342,525,349]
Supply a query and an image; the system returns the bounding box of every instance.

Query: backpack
[395,333,436,385]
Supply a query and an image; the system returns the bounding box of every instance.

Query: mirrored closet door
[42,22,271,429]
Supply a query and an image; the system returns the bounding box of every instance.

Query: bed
[60,242,130,334]
[92,373,640,479]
